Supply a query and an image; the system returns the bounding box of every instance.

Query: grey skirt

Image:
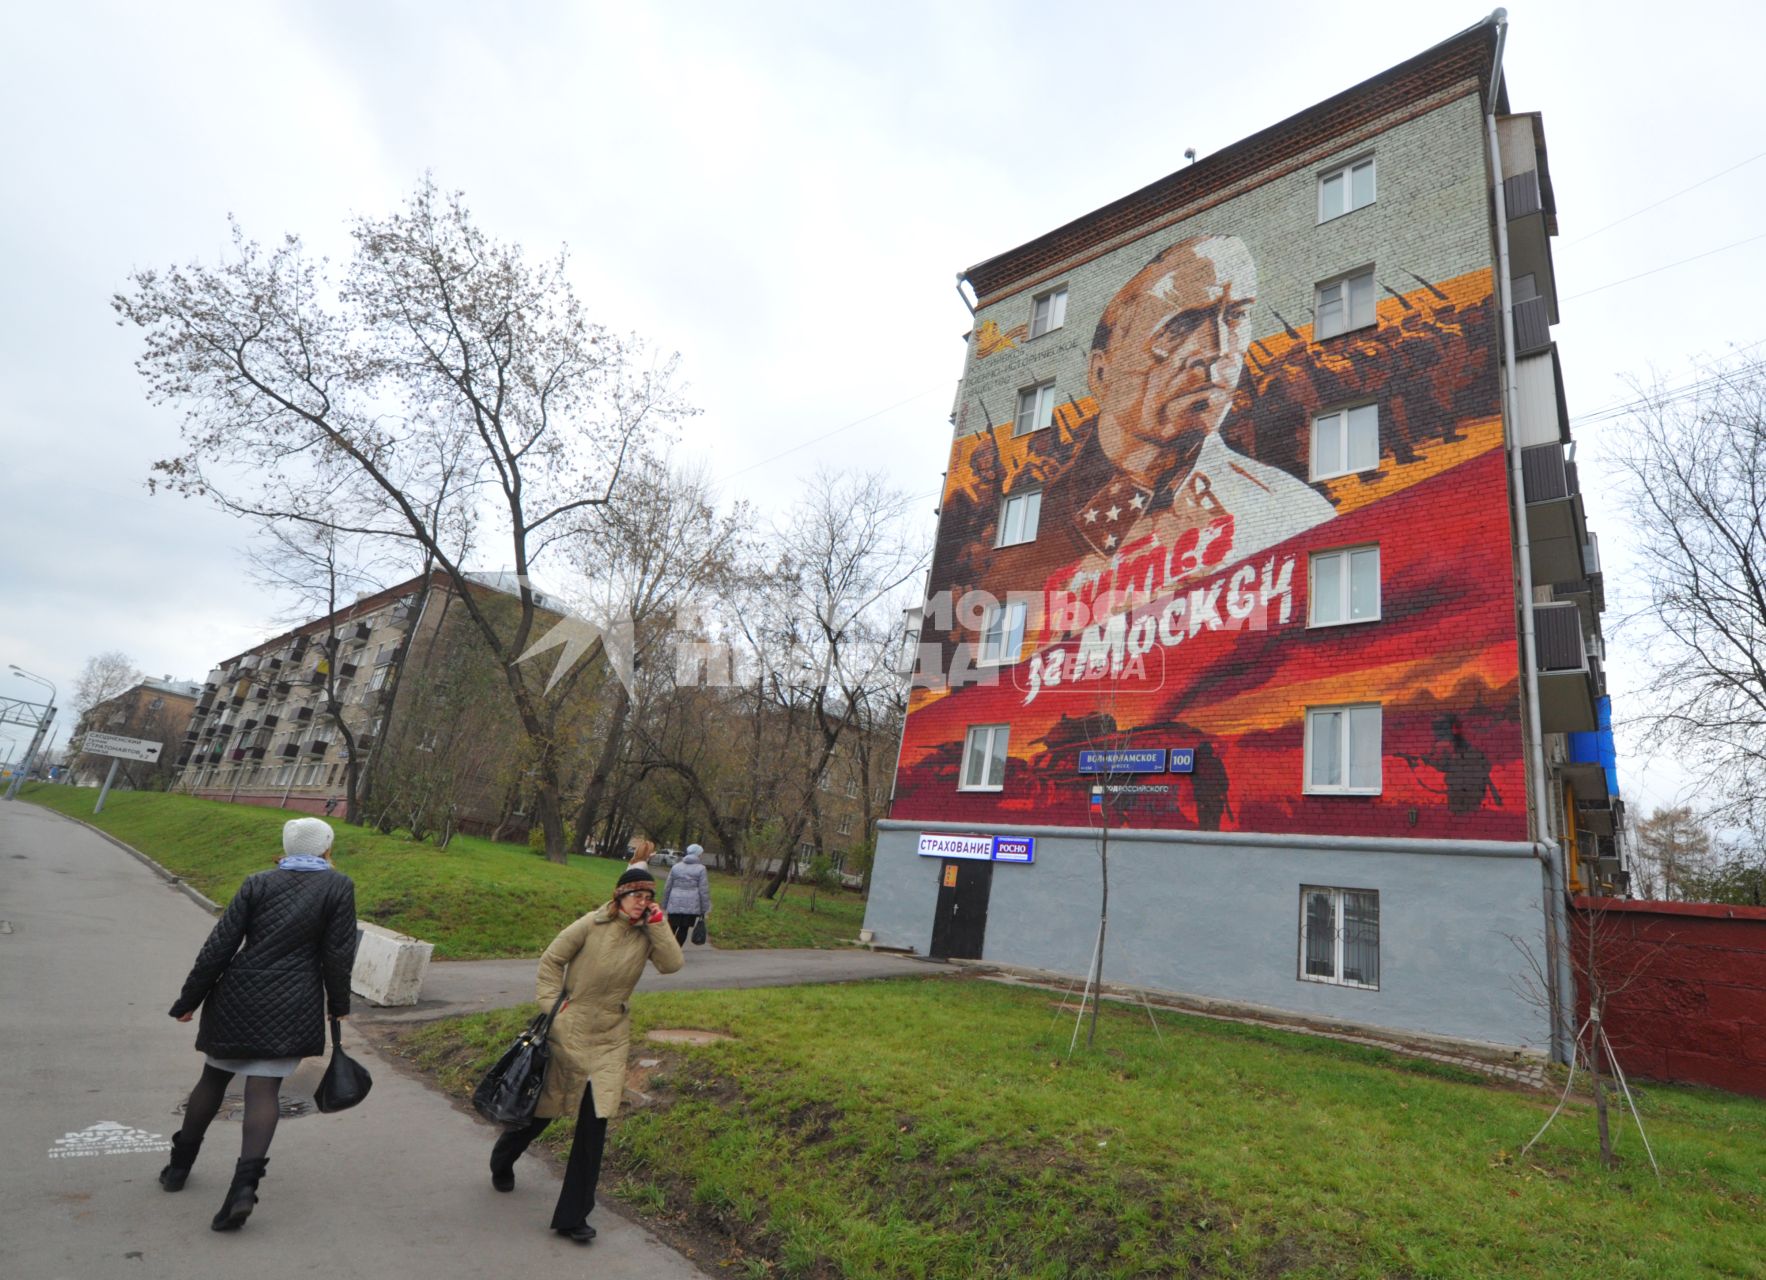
[205,1054,302,1078]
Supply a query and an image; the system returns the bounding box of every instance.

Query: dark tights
[180,1063,283,1161]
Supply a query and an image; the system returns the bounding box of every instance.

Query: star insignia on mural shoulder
[1105,504,1121,522]
[1083,508,1099,524]
[1103,533,1118,550]
[1129,491,1147,511]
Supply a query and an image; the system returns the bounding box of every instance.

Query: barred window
[1300,887,1380,989]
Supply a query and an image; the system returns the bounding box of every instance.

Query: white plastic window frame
[1029,286,1069,339]
[1310,403,1381,479]
[1298,886,1381,989]
[997,489,1043,547]
[1303,702,1383,795]
[1314,269,1377,340]
[977,599,1028,666]
[1317,156,1376,223]
[1307,545,1381,628]
[1013,381,1057,437]
[959,723,1010,792]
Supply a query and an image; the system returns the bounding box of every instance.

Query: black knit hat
[614,865,656,897]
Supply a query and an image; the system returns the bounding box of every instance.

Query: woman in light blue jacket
[659,844,711,945]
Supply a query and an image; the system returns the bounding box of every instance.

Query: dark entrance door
[929,859,993,960]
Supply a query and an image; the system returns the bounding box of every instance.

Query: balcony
[273,679,292,696]
[373,647,399,667]
[1522,443,1587,584]
[262,713,279,728]
[336,661,358,679]
[241,718,258,732]
[1534,603,1598,733]
[294,706,315,723]
[348,622,372,644]
[249,746,267,761]
[307,739,331,755]
[230,747,248,761]
[279,743,300,760]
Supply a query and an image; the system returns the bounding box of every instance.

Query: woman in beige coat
[488,864,684,1243]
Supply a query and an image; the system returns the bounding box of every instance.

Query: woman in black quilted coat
[160,816,358,1231]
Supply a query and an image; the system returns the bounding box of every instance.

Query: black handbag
[691,916,707,946]
[472,989,567,1127]
[314,1018,373,1113]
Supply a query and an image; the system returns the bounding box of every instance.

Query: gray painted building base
[864,819,1553,1051]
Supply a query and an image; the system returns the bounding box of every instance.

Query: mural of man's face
[1089,235,1257,479]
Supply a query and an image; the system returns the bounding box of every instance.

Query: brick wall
[1572,896,1766,1098]
[893,86,1525,843]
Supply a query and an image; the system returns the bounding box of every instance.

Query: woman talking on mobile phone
[487,863,684,1244]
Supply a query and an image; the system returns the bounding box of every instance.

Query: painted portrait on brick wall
[893,227,1524,842]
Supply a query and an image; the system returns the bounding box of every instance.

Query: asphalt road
[0,799,709,1280]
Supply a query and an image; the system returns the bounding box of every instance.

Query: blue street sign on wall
[992,836,1036,864]
[1168,748,1196,774]
[1078,748,1166,773]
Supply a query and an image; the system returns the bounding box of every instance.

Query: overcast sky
[3,1,1763,816]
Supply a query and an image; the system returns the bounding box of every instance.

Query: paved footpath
[0,800,710,1280]
[365,936,935,1025]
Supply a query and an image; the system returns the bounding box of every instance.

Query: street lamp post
[4,665,58,801]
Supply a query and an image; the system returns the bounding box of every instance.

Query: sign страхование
[917,833,1037,864]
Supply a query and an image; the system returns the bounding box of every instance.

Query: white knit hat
[283,817,335,858]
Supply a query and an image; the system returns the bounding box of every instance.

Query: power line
[1570,344,1766,428]
[1562,230,1766,302]
[723,386,944,479]
[1566,150,1766,247]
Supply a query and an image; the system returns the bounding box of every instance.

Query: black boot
[210,1157,268,1231]
[158,1130,202,1192]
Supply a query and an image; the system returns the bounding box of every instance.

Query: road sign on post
[81,733,163,764]
[83,733,163,814]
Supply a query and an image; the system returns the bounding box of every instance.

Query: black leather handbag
[472,990,567,1127]
[314,1018,373,1113]
[691,916,708,946]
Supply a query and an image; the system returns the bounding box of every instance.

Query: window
[978,600,1028,665]
[1315,270,1375,339]
[838,814,854,836]
[960,724,1010,791]
[1318,157,1376,222]
[1300,887,1380,988]
[1014,382,1056,436]
[1029,287,1068,338]
[1309,547,1380,626]
[1305,704,1382,793]
[369,668,387,691]
[1311,404,1379,478]
[997,489,1043,547]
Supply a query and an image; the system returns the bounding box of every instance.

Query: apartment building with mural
[864,15,1620,1058]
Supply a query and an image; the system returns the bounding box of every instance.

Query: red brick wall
[1572,896,1766,1098]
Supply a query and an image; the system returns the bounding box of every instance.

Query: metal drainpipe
[1485,9,1576,1065]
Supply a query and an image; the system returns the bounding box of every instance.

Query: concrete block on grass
[352,920,434,1007]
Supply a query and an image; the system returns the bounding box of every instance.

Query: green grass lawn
[391,976,1766,1280]
[20,785,865,957]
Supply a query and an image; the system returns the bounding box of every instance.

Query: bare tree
[1612,361,1766,831]
[1630,804,1716,901]
[557,457,749,855]
[115,177,691,859]
[751,469,926,899]
[73,652,143,715]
